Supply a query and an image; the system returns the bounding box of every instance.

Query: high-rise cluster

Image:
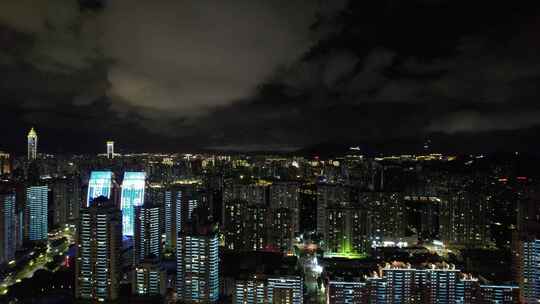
[326,262,519,304]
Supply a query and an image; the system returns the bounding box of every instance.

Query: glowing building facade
[164,184,198,250]
[133,256,166,297]
[324,263,503,304]
[480,285,520,304]
[120,172,146,236]
[521,239,540,303]
[177,233,219,302]
[86,171,113,207]
[177,209,219,303]
[235,275,303,304]
[26,185,48,241]
[327,280,365,304]
[0,192,16,264]
[27,127,38,161]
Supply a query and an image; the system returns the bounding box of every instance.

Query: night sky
[1,0,540,155]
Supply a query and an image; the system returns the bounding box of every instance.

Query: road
[0,226,75,296]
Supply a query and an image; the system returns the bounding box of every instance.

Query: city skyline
[1,1,540,303]
[1,1,540,154]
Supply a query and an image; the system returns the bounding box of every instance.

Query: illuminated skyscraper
[120,172,146,237]
[164,183,198,250]
[134,204,161,264]
[164,187,181,250]
[177,208,219,303]
[27,127,38,161]
[520,239,540,303]
[0,191,16,264]
[107,141,114,159]
[76,197,122,302]
[86,171,114,207]
[26,185,48,241]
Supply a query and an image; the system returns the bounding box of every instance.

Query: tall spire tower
[27,127,38,161]
[107,141,114,159]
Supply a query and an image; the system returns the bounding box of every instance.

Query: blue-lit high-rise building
[327,280,365,304]
[134,204,161,264]
[76,197,122,302]
[324,262,491,304]
[235,275,303,304]
[521,239,540,303]
[86,171,114,207]
[480,285,520,303]
[133,256,166,298]
[165,183,198,250]
[0,191,16,264]
[268,276,304,304]
[177,207,219,303]
[26,185,48,241]
[120,172,146,237]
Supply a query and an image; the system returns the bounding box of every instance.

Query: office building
[107,141,114,159]
[120,172,146,237]
[26,185,48,241]
[177,208,219,303]
[133,256,166,297]
[76,197,122,302]
[27,127,38,161]
[0,191,16,264]
[134,204,161,264]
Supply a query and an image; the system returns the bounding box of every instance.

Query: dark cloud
[1,0,540,154]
